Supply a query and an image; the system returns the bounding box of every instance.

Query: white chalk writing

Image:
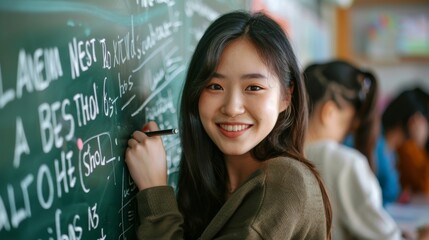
[135,0,175,8]
[68,38,97,79]
[78,132,116,193]
[0,3,193,238]
[39,99,75,153]
[13,117,30,168]
[73,83,99,127]
[16,48,63,99]
[0,65,15,109]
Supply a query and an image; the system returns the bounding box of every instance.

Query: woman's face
[198,38,289,158]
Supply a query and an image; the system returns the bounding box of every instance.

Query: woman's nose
[220,90,245,117]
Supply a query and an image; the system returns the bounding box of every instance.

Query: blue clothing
[375,136,401,206]
[343,135,401,206]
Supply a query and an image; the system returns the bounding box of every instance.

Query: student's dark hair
[177,10,332,239]
[303,60,379,171]
[414,87,429,117]
[382,87,429,137]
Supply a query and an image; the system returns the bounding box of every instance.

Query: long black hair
[178,11,332,239]
[303,60,379,171]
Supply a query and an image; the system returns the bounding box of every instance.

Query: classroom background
[270,1,429,237]
[0,0,428,239]
[253,0,429,107]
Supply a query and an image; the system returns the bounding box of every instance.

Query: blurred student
[397,111,429,195]
[344,116,402,207]
[373,132,402,206]
[303,60,401,240]
[344,88,429,206]
[125,11,332,239]
[384,87,429,196]
[415,87,429,153]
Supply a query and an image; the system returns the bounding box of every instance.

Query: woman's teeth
[220,124,249,132]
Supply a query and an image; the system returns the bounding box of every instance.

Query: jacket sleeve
[136,186,184,240]
[337,155,401,240]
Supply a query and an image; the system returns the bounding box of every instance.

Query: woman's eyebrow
[212,72,225,79]
[212,72,267,80]
[241,73,267,80]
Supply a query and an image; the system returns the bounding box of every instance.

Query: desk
[386,195,429,240]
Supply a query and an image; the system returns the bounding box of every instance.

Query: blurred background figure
[344,92,403,208]
[303,59,402,240]
[372,121,402,206]
[381,86,429,240]
[383,87,429,198]
[343,90,416,208]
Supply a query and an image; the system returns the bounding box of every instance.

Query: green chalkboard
[0,0,249,239]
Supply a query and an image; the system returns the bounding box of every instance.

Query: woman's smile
[217,123,252,137]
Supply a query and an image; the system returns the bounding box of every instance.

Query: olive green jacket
[136,157,328,239]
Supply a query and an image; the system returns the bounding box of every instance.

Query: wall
[251,0,336,68]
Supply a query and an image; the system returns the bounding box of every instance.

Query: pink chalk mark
[77,138,83,150]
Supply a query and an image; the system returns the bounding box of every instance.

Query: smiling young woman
[125,11,332,240]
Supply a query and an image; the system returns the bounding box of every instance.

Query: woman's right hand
[125,121,167,191]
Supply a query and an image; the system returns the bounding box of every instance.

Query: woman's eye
[207,84,223,90]
[246,85,263,91]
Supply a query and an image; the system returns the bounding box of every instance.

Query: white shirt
[305,140,401,240]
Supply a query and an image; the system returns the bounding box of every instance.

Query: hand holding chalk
[125,121,168,190]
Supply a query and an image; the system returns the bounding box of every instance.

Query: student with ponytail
[303,60,401,240]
